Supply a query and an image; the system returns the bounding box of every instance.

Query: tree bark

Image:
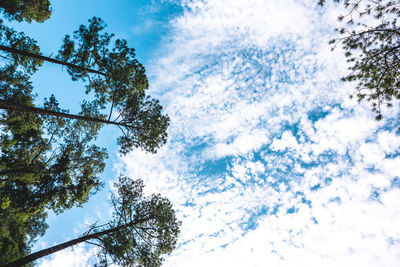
[0,100,128,128]
[2,222,136,267]
[0,44,106,76]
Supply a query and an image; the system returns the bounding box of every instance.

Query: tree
[319,0,400,121]
[4,175,181,267]
[0,0,52,23]
[0,44,104,75]
[0,66,107,265]
[0,66,107,212]
[0,10,171,265]
[0,21,43,74]
[0,14,108,264]
[0,91,169,155]
[0,17,170,154]
[0,205,46,266]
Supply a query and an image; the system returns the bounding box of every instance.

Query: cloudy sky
[16,0,400,266]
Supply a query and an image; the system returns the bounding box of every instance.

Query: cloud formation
[134,0,400,266]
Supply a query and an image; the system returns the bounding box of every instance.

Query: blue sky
[4,0,400,266]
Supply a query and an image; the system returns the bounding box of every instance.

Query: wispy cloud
[38,244,98,267]
[133,0,400,266]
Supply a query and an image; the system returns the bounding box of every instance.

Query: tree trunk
[3,223,134,267]
[0,100,128,128]
[0,44,106,76]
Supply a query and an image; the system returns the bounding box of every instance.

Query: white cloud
[140,0,400,266]
[271,131,299,151]
[38,244,98,267]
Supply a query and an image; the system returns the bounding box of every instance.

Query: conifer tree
[0,17,169,154]
[319,0,400,120]
[4,176,181,267]
[0,0,52,23]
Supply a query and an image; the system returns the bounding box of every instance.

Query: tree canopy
[0,65,107,264]
[4,175,181,267]
[0,0,52,23]
[0,15,106,264]
[95,175,181,266]
[0,17,170,154]
[57,17,169,154]
[319,0,400,121]
[0,21,43,74]
[0,3,176,266]
[0,66,107,212]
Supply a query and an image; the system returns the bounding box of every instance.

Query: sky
[4,0,400,266]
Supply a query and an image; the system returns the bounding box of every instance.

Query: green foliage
[117,93,170,154]
[57,17,169,154]
[320,0,400,120]
[57,17,113,82]
[0,0,52,23]
[0,21,43,74]
[0,66,107,263]
[0,9,172,266]
[1,17,169,154]
[0,16,109,219]
[0,200,46,265]
[1,176,180,266]
[91,175,181,267]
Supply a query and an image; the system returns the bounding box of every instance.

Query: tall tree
[0,21,43,74]
[4,175,181,267]
[0,17,170,154]
[0,0,52,23]
[0,91,169,155]
[0,66,107,211]
[0,10,170,265]
[0,66,107,265]
[319,0,400,121]
[0,14,108,263]
[0,205,46,266]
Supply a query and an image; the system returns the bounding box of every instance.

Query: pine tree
[0,0,52,23]
[0,67,107,265]
[0,17,170,154]
[319,0,400,121]
[4,176,181,267]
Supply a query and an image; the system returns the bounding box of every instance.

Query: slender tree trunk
[0,44,106,76]
[3,223,134,267]
[0,100,128,128]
